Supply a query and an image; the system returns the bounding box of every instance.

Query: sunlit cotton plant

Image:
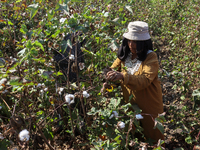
[18,129,30,142]
[83,91,90,98]
[65,94,75,105]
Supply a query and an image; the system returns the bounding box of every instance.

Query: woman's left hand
[106,71,124,81]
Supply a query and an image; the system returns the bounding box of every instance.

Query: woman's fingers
[106,71,115,76]
[106,72,116,81]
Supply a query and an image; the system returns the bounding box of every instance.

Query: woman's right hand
[106,71,124,81]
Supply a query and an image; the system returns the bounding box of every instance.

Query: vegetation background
[0,0,200,149]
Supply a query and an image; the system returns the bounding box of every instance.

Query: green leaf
[180,95,185,100]
[185,136,192,144]
[108,97,121,109]
[20,24,28,34]
[9,78,34,86]
[125,5,133,15]
[53,71,63,76]
[51,29,61,38]
[28,3,39,19]
[7,20,13,25]
[0,58,6,67]
[26,40,32,48]
[33,58,46,63]
[67,39,72,49]
[104,0,112,4]
[33,40,44,51]
[121,103,132,112]
[47,10,55,21]
[55,3,69,15]
[30,48,38,56]
[87,107,100,115]
[154,119,164,134]
[16,0,22,3]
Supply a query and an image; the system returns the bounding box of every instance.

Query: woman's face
[128,40,137,54]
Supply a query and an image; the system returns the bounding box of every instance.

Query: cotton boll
[118,121,125,129]
[39,90,44,97]
[59,18,67,23]
[36,83,42,88]
[19,129,30,141]
[79,62,85,70]
[0,78,7,85]
[2,90,8,94]
[112,111,118,117]
[109,111,118,119]
[135,114,144,120]
[83,91,90,98]
[70,99,75,104]
[0,106,2,110]
[59,87,64,92]
[69,54,75,60]
[58,87,64,95]
[109,114,114,119]
[65,94,75,105]
[65,97,71,104]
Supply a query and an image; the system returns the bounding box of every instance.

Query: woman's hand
[106,71,124,81]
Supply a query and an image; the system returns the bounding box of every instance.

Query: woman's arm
[110,58,121,70]
[122,52,159,91]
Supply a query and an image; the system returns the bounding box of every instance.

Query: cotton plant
[83,91,90,98]
[65,94,75,105]
[18,129,30,142]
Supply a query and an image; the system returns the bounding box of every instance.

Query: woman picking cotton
[106,21,164,145]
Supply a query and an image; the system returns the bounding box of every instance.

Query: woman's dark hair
[117,38,153,61]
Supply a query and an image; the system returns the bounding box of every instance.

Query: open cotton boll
[79,62,85,70]
[36,83,42,88]
[58,87,64,95]
[69,54,75,60]
[0,78,7,85]
[0,106,2,110]
[118,121,125,129]
[65,94,75,105]
[59,18,67,23]
[112,111,118,117]
[109,114,114,119]
[83,91,90,98]
[135,114,144,120]
[19,129,30,141]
